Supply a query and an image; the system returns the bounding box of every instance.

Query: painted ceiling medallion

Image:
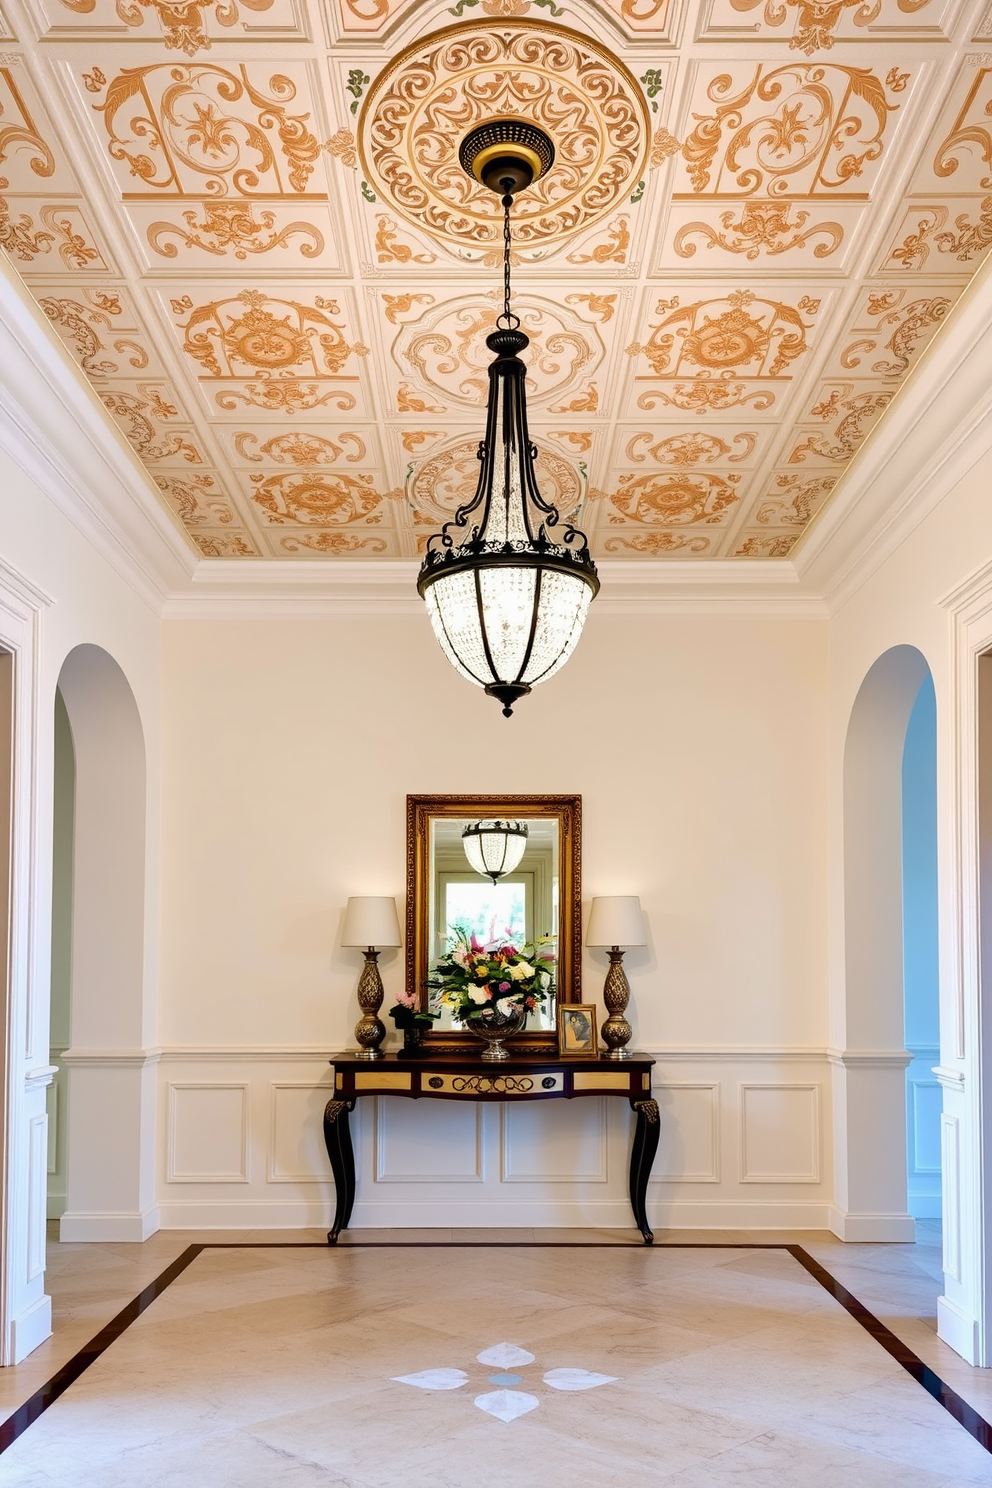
[357,21,650,251]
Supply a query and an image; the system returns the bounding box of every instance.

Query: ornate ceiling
[0,0,990,561]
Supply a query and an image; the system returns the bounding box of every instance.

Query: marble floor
[0,1223,987,1486]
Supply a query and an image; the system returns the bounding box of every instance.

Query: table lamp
[585,895,647,1060]
[341,896,402,1060]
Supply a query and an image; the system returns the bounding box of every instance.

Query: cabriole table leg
[323,1098,356,1244]
[629,1097,660,1244]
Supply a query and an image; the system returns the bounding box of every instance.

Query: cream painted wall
[160,611,829,1051]
[825,444,992,1357]
[156,609,832,1231]
[0,440,163,1353]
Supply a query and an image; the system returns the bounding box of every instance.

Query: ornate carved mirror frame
[406,794,582,1050]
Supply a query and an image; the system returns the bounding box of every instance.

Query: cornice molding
[794,252,992,614]
[0,256,194,612]
[163,556,828,618]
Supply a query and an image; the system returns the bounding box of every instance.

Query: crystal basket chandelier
[416,121,600,718]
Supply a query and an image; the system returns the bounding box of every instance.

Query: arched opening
[838,644,935,1240]
[902,674,941,1222]
[55,644,154,1240]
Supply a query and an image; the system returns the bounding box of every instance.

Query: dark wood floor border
[787,1244,992,1454]
[2,1239,989,1459]
[0,1244,204,1454]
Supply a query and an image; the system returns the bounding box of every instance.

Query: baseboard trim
[60,1206,160,1242]
[937,1294,979,1364]
[829,1206,916,1241]
[154,1198,836,1230]
[10,1293,52,1364]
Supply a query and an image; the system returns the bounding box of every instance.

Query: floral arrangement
[430,926,555,1023]
[387,986,439,1031]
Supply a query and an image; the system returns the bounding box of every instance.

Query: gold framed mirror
[406,794,582,1049]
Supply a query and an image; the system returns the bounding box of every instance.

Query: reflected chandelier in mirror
[406,795,582,1049]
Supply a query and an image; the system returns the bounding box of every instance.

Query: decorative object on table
[430,926,555,1061]
[415,121,599,718]
[585,896,647,1060]
[387,987,438,1056]
[462,819,529,883]
[341,895,402,1061]
[557,1004,599,1058]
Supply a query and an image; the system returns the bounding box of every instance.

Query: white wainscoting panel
[500,1097,607,1184]
[739,1084,821,1184]
[269,1083,336,1184]
[653,1083,720,1183]
[167,1083,249,1184]
[375,1098,483,1183]
[154,1048,835,1230]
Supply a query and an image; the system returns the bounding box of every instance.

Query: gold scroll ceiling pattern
[0,0,990,560]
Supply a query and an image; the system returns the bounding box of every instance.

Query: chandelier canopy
[416,121,600,718]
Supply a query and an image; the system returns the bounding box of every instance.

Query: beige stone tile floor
[0,1220,985,1486]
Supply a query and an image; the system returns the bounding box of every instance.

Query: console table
[323,1050,659,1245]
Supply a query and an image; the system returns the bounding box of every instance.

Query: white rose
[469,986,490,1004]
[509,962,533,981]
[497,997,517,1016]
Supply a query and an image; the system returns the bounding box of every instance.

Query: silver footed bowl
[465,1005,526,1062]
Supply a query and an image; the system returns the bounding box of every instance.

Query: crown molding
[793,252,992,614]
[0,256,194,613]
[162,555,828,617]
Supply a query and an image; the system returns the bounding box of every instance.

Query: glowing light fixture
[462,819,529,883]
[416,120,599,718]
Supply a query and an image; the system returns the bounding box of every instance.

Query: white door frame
[0,555,55,1364]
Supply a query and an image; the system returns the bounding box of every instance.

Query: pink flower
[499,981,510,992]
[394,987,417,1010]
[470,934,482,951]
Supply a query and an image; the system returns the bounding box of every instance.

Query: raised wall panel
[911,1080,942,1174]
[501,1098,607,1183]
[653,1082,720,1183]
[375,1098,483,1183]
[740,1083,820,1184]
[28,1114,47,1280]
[167,1083,249,1183]
[268,1083,334,1183]
[941,1112,961,1281]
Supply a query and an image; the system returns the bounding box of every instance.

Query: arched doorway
[55,645,154,1240]
[838,644,936,1240]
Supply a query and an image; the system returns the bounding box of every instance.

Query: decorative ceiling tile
[670,59,916,199]
[700,0,959,49]
[0,0,988,561]
[32,0,308,50]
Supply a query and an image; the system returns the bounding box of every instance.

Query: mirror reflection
[429,816,559,1033]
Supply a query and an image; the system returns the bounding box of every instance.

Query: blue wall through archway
[902,672,941,1219]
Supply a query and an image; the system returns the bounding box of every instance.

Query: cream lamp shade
[585,895,647,949]
[341,896,402,949]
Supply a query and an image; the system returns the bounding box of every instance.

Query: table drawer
[421,1070,565,1096]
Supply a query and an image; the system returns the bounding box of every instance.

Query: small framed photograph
[557,1004,599,1058]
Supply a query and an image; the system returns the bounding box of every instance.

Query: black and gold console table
[323,1051,659,1246]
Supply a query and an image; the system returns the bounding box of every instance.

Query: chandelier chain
[497,191,519,332]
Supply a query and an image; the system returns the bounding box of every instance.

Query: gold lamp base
[354,948,386,1060]
[601,947,633,1060]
